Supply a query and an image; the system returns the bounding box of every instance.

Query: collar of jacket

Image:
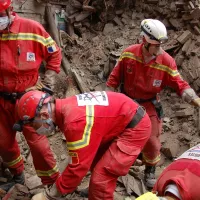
[1,12,19,34]
[140,43,166,65]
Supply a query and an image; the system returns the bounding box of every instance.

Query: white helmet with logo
[141,19,168,44]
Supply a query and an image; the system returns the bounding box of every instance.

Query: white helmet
[141,19,168,44]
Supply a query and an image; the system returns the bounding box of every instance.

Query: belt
[126,106,146,128]
[0,92,25,102]
[134,97,156,103]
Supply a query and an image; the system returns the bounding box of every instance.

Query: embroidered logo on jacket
[153,79,162,87]
[76,91,109,106]
[27,52,35,61]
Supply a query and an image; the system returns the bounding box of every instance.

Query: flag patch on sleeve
[68,152,79,165]
[47,43,57,53]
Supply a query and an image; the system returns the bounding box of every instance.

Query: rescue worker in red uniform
[15,90,151,200]
[0,0,61,191]
[106,19,200,188]
[136,143,200,200]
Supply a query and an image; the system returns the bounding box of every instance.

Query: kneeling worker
[137,143,200,200]
[15,90,151,200]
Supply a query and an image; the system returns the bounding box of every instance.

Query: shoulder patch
[47,43,57,53]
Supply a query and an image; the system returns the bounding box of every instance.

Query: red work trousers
[0,98,59,185]
[141,102,162,166]
[88,113,151,200]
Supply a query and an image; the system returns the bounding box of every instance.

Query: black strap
[126,106,146,128]
[0,92,25,101]
[134,96,156,103]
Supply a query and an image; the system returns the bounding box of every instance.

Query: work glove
[25,80,46,92]
[136,192,167,200]
[191,98,200,107]
[43,70,57,90]
[182,88,200,106]
[31,183,62,200]
[105,86,117,92]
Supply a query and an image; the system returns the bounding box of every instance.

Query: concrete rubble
[1,0,200,199]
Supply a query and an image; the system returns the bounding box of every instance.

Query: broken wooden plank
[198,108,200,133]
[191,7,200,19]
[72,69,90,93]
[45,4,60,47]
[189,1,195,9]
[194,26,200,35]
[177,30,192,44]
[75,11,91,22]
[182,38,192,54]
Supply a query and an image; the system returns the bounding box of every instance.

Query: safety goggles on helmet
[141,26,168,44]
[13,93,51,132]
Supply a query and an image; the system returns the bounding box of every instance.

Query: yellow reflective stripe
[119,51,143,63]
[149,63,179,77]
[119,52,179,77]
[6,155,23,167]
[36,164,59,177]
[1,33,54,46]
[143,154,161,165]
[67,105,94,151]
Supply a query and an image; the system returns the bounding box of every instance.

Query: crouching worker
[15,90,151,200]
[136,143,200,200]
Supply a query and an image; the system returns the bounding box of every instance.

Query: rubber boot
[79,187,89,197]
[144,166,157,188]
[0,172,25,192]
[13,172,25,185]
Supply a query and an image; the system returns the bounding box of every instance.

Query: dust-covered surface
[1,0,200,199]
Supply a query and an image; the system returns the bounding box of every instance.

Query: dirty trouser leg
[23,125,59,185]
[142,115,162,165]
[0,100,24,175]
[89,115,151,200]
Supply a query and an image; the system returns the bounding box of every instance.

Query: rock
[163,117,170,123]
[113,16,123,26]
[177,30,192,44]
[191,7,200,19]
[182,122,189,133]
[194,26,200,35]
[161,140,179,159]
[26,175,42,190]
[75,11,91,22]
[114,38,125,46]
[169,18,181,29]
[175,108,194,117]
[103,23,114,35]
[172,103,189,110]
[184,134,192,141]
[60,154,66,160]
[16,132,22,143]
[160,134,167,144]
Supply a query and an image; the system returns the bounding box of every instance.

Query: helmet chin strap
[144,42,156,56]
[143,36,152,55]
[144,42,150,52]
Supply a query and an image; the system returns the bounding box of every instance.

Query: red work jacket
[0,13,61,93]
[106,44,190,99]
[54,91,149,194]
[153,159,200,200]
